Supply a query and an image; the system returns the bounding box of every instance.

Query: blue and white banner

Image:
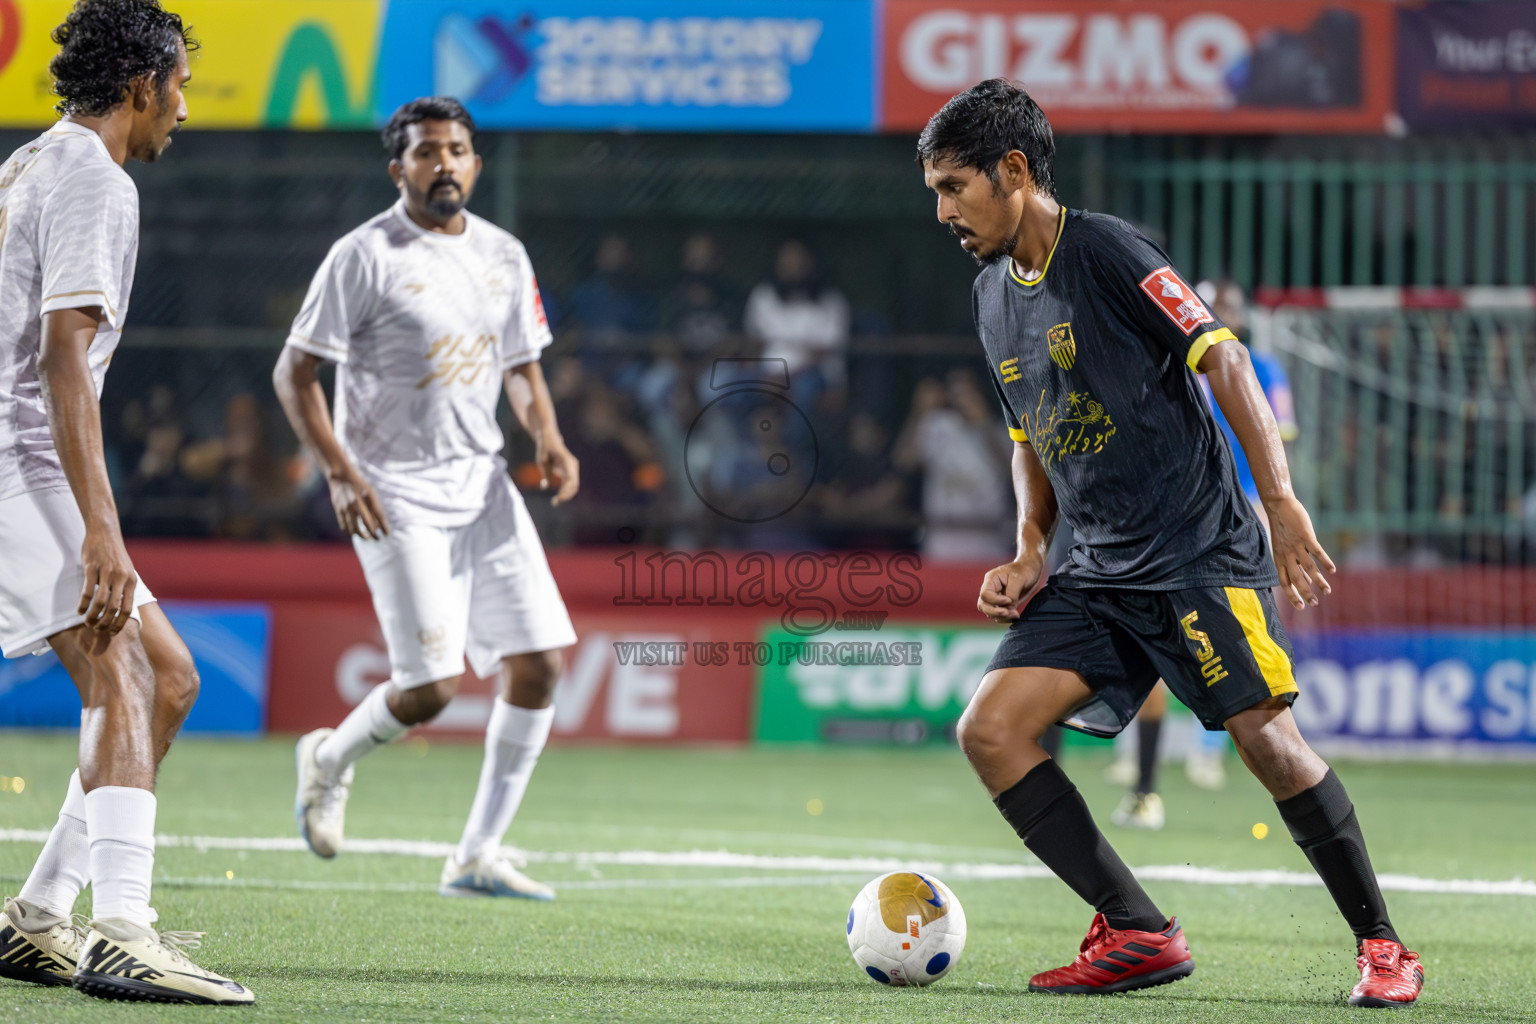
[0,603,271,734]
[377,0,876,131]
[1291,631,1536,753]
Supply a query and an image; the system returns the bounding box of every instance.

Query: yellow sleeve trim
[1008,426,1029,442]
[1223,587,1297,697]
[1186,327,1237,372]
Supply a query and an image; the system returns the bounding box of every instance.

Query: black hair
[49,0,196,118]
[916,78,1057,199]
[382,97,477,160]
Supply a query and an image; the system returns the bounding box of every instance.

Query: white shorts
[354,475,577,688]
[0,487,157,658]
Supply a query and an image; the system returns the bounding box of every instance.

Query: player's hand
[537,438,580,506]
[977,555,1043,624]
[78,522,137,637]
[1265,495,1335,609]
[328,468,391,540]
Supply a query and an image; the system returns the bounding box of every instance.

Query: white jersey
[0,122,139,503]
[286,202,553,527]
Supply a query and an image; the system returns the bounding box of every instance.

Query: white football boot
[1111,791,1166,831]
[73,919,253,1004]
[439,851,555,901]
[0,897,86,986]
[295,728,353,859]
[1185,750,1227,791]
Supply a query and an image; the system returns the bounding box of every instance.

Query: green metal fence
[1111,141,1536,291]
[1269,308,1536,561]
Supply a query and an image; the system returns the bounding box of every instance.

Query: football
[845,871,967,986]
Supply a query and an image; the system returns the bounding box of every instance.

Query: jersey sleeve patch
[1138,265,1215,335]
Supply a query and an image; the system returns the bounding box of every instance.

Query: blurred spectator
[181,393,296,540]
[744,239,849,410]
[817,410,918,549]
[557,382,664,545]
[895,371,1012,563]
[659,232,740,357]
[568,233,655,356]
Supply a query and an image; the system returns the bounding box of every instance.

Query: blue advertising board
[1290,631,1536,751]
[0,603,271,734]
[377,0,876,131]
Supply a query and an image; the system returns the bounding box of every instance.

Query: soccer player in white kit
[276,97,580,900]
[0,0,251,1004]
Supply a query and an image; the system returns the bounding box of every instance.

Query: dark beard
[425,187,466,219]
[973,234,1019,268]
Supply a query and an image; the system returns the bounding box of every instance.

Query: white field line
[2,829,1531,897]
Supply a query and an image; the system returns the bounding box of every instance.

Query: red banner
[881,1,1396,133]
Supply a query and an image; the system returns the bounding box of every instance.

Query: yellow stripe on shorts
[1223,587,1297,697]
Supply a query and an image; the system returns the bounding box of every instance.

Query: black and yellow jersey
[974,207,1275,591]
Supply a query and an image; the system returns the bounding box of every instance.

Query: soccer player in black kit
[920,79,1423,1008]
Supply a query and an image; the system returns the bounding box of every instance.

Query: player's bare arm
[272,346,390,539]
[38,306,136,639]
[504,361,579,506]
[1199,339,1335,609]
[978,439,1058,624]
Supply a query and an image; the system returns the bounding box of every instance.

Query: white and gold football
[846,871,966,986]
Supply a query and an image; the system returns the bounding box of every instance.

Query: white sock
[84,786,157,930]
[316,683,410,778]
[16,771,89,925]
[454,701,555,866]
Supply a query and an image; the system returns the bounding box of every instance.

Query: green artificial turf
[1,733,1532,1022]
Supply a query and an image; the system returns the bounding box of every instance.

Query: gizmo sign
[881,1,1393,134]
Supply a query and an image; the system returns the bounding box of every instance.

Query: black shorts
[984,581,1298,736]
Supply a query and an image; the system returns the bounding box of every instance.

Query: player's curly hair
[382,97,478,160]
[916,78,1057,199]
[49,0,197,117]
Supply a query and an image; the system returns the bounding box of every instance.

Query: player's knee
[505,649,562,707]
[155,653,200,723]
[389,675,460,725]
[956,707,1017,766]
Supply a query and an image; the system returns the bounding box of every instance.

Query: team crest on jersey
[999,357,1021,383]
[1046,323,1076,371]
[1138,265,1214,335]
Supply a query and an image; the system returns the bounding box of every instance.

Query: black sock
[1136,717,1161,795]
[1275,769,1398,945]
[1040,725,1063,760]
[994,759,1166,933]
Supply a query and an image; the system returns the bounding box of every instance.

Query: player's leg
[54,620,251,1004]
[441,650,562,900]
[440,477,576,899]
[1154,585,1420,1007]
[1225,701,1421,1007]
[963,585,1193,996]
[1111,683,1166,831]
[296,523,469,858]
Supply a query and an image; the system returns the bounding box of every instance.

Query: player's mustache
[429,179,461,192]
[948,224,975,238]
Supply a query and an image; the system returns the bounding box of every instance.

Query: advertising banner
[0,0,381,129]
[1291,631,1536,753]
[265,602,760,743]
[0,602,271,733]
[754,626,998,743]
[376,0,875,131]
[880,0,1396,133]
[1396,2,1536,132]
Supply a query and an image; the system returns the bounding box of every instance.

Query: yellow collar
[1008,207,1067,288]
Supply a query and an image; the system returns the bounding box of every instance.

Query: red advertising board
[880,1,1397,133]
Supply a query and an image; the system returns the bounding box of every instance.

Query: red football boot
[1029,913,1194,995]
[1349,939,1424,1008]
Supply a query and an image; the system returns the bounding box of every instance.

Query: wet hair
[49,0,196,117]
[916,78,1057,199]
[382,97,477,160]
